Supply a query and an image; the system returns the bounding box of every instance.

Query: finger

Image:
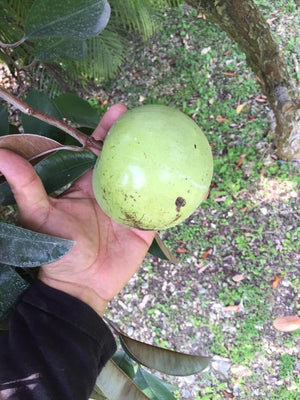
[0,149,49,221]
[92,103,127,141]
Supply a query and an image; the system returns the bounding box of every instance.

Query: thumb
[0,149,49,224]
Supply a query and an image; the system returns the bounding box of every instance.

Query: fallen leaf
[235,154,247,170]
[271,9,282,15]
[223,72,237,77]
[216,115,229,123]
[267,17,278,24]
[232,274,245,282]
[202,189,210,201]
[272,276,282,289]
[100,99,108,107]
[236,103,246,115]
[223,299,244,313]
[222,391,234,399]
[223,304,243,313]
[176,247,188,253]
[197,12,206,19]
[273,316,300,332]
[239,206,248,213]
[202,249,212,262]
[255,95,267,103]
[214,195,226,202]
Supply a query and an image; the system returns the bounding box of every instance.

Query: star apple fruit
[92,105,213,230]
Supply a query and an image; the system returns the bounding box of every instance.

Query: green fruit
[92,105,213,230]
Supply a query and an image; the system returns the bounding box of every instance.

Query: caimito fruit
[92,105,213,230]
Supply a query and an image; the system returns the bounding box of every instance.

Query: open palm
[0,104,155,315]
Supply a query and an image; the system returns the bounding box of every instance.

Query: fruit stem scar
[175,197,186,212]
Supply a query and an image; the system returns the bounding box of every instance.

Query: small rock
[212,356,232,379]
[231,364,252,378]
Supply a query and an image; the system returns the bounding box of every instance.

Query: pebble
[212,356,232,379]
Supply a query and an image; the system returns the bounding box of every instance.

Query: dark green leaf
[148,234,178,264]
[25,0,111,39]
[107,320,211,376]
[0,222,75,267]
[21,90,64,141]
[34,37,87,61]
[0,105,9,136]
[34,149,97,194]
[96,360,150,400]
[0,182,16,206]
[0,149,97,206]
[134,367,177,400]
[112,350,136,379]
[9,124,20,134]
[0,265,29,326]
[54,94,100,128]
[78,127,94,136]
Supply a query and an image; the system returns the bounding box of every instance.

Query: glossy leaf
[0,265,29,325]
[96,360,150,400]
[25,0,111,39]
[21,90,64,142]
[34,149,97,194]
[8,124,19,134]
[148,234,178,263]
[107,320,211,376]
[134,367,177,400]
[0,105,9,136]
[54,94,101,128]
[112,350,136,380]
[34,38,87,61]
[0,134,63,161]
[0,149,97,205]
[0,222,75,267]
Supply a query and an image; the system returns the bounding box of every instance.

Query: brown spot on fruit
[175,197,186,212]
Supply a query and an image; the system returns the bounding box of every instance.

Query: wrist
[38,276,109,317]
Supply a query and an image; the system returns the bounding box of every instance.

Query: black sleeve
[0,280,117,400]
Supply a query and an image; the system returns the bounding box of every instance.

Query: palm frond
[0,0,34,64]
[0,0,183,93]
[31,64,65,98]
[7,0,34,24]
[110,0,157,39]
[71,29,127,81]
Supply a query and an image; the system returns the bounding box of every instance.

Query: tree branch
[0,86,103,151]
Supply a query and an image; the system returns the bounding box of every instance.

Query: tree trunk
[186,0,300,160]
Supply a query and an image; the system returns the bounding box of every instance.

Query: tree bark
[186,0,300,160]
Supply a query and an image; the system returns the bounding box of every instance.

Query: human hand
[0,104,156,316]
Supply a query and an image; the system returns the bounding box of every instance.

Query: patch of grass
[279,354,297,379]
[267,384,300,400]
